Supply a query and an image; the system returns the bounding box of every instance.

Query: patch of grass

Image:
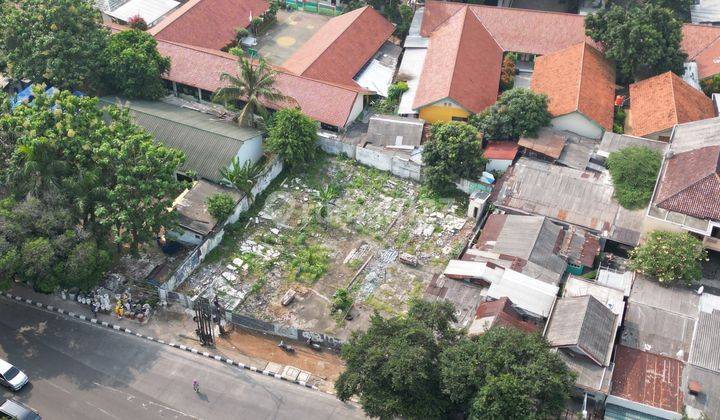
[364,294,398,315]
[249,277,267,295]
[287,244,330,284]
[394,228,410,249]
[347,258,363,271]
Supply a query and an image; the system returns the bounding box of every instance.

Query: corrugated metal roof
[486,269,558,318]
[689,310,720,372]
[101,98,262,182]
[597,132,668,159]
[491,215,568,276]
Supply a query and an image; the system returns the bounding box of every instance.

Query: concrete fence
[318,136,423,181]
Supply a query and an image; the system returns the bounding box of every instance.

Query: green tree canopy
[422,122,485,193]
[630,231,707,286]
[335,300,459,419]
[470,88,551,140]
[585,3,686,81]
[647,0,693,22]
[607,146,662,209]
[440,328,574,420]
[219,157,263,203]
[207,193,236,222]
[266,108,318,169]
[0,0,109,90]
[103,29,171,100]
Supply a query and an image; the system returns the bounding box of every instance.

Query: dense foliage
[336,300,574,420]
[0,0,109,91]
[423,122,485,193]
[220,157,263,203]
[207,193,236,223]
[647,0,693,22]
[630,231,707,285]
[470,88,551,140]
[266,108,318,168]
[607,146,662,209]
[103,30,171,100]
[585,3,686,81]
[500,53,517,91]
[0,89,185,291]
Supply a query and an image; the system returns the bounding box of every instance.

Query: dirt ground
[217,328,345,383]
[181,156,474,339]
[254,10,331,65]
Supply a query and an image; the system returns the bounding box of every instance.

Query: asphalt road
[0,298,365,420]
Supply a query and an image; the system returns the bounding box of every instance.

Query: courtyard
[253,10,331,65]
[180,156,474,339]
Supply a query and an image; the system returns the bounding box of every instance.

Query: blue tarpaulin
[10,84,85,109]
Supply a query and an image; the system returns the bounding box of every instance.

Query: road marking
[93,382,198,419]
[45,379,72,395]
[84,401,121,419]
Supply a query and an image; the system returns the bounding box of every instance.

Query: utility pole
[194,297,214,347]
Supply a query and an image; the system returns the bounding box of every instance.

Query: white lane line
[45,380,72,395]
[93,382,198,419]
[84,401,121,420]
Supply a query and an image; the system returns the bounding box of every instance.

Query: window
[712,226,720,239]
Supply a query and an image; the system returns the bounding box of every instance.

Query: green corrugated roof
[604,404,666,420]
[100,97,263,182]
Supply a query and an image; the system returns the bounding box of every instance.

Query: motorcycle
[278,340,295,353]
[306,338,322,351]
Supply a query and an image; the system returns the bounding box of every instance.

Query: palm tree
[219,157,263,203]
[213,56,287,127]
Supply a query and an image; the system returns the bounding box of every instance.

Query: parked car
[0,399,40,420]
[0,360,28,391]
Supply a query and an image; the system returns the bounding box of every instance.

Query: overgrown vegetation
[336,300,574,419]
[607,146,662,209]
[287,243,331,284]
[500,53,517,91]
[103,30,171,100]
[630,231,707,286]
[331,288,354,313]
[207,193,236,222]
[470,88,551,140]
[371,81,408,114]
[266,108,319,168]
[613,106,626,134]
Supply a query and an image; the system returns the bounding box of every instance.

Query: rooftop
[106,0,180,25]
[413,5,502,113]
[486,269,559,318]
[682,23,720,80]
[483,141,519,161]
[424,275,487,329]
[689,309,720,373]
[518,127,567,160]
[545,295,617,366]
[469,296,537,335]
[493,157,644,245]
[531,42,615,131]
[282,6,395,88]
[596,132,668,159]
[149,0,269,50]
[628,71,716,138]
[366,115,424,148]
[101,97,262,181]
[610,345,684,415]
[154,39,363,128]
[563,276,625,317]
[173,180,243,235]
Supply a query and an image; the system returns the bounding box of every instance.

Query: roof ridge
[669,72,680,125]
[426,3,465,38]
[575,42,586,113]
[468,2,586,19]
[446,7,470,99]
[148,0,202,35]
[688,31,720,60]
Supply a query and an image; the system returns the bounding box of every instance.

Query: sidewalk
[6,284,343,393]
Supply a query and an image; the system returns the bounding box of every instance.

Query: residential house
[148,0,269,50]
[493,157,645,246]
[365,115,424,149]
[645,117,720,252]
[485,268,559,319]
[518,127,567,162]
[628,71,716,141]
[104,0,181,27]
[100,97,264,183]
[483,141,518,172]
[171,180,243,245]
[691,1,720,26]
[531,42,615,140]
[468,296,537,335]
[595,132,668,164]
[683,24,720,82]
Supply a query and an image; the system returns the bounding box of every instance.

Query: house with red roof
[530,42,616,139]
[483,141,518,172]
[628,71,716,141]
[468,297,538,336]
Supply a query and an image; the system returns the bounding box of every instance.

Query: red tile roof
[682,24,720,80]
[611,345,684,414]
[421,1,593,55]
[149,0,269,50]
[655,145,720,220]
[282,6,394,86]
[155,39,363,127]
[413,6,502,113]
[475,297,538,334]
[531,42,616,131]
[483,141,519,160]
[629,72,716,137]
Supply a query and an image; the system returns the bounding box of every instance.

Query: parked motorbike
[278,341,295,352]
[306,338,322,351]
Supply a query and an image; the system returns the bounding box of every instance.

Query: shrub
[470,88,551,140]
[128,15,148,31]
[331,288,354,312]
[288,244,330,284]
[207,193,236,223]
[266,108,318,169]
[423,122,485,193]
[607,146,661,209]
[387,81,409,102]
[630,231,707,285]
[235,27,250,41]
[500,53,516,91]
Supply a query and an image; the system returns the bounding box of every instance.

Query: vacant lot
[181,156,474,339]
[254,10,331,65]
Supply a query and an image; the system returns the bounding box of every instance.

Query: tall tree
[422,122,485,193]
[0,0,109,90]
[213,57,287,127]
[630,231,707,285]
[585,4,686,81]
[219,157,263,203]
[335,300,459,419]
[647,0,693,22]
[266,108,318,168]
[103,29,171,100]
[471,88,551,140]
[440,328,574,420]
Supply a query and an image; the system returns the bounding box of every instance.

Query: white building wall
[551,112,604,140]
[347,95,366,127]
[486,159,513,173]
[233,135,264,167]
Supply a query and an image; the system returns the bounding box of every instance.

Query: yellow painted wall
[418,104,470,123]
